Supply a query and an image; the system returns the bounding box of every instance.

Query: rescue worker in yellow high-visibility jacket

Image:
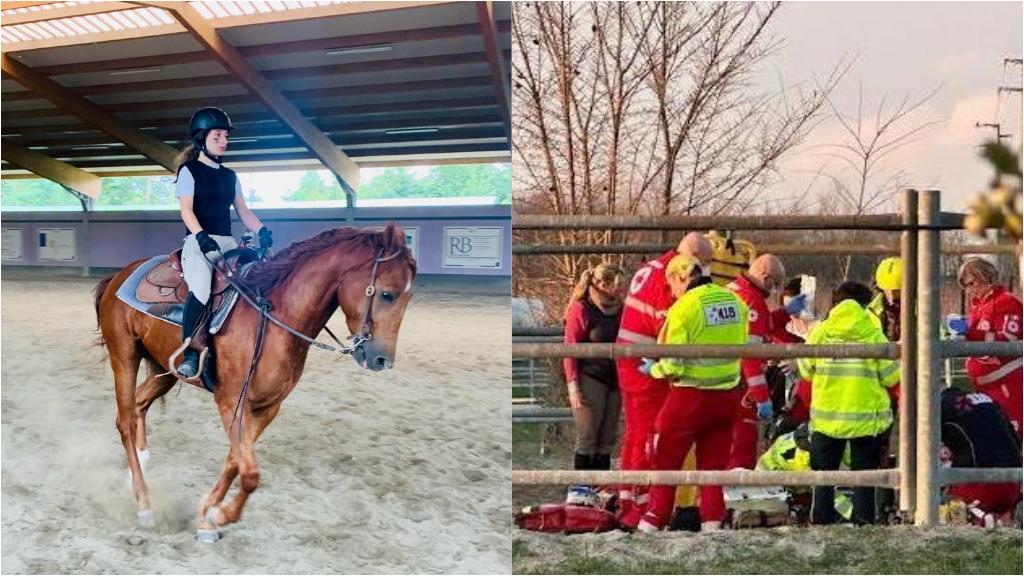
[798,281,900,525]
[628,254,749,532]
[868,257,902,342]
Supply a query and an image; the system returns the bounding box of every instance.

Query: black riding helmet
[188,107,233,163]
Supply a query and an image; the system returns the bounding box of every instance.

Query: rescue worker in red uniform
[632,254,749,532]
[615,233,713,513]
[948,258,1023,438]
[726,254,786,469]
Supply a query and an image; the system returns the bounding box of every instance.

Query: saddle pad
[115,256,253,332]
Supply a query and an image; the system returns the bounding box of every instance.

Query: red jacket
[617,251,675,347]
[727,275,771,404]
[965,285,1023,387]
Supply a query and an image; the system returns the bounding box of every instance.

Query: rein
[203,244,402,441]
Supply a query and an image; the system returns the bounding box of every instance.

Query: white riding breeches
[181,233,238,304]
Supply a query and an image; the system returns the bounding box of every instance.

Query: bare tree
[815,84,943,278]
[512,1,844,312]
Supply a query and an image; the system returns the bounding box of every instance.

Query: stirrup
[169,338,209,382]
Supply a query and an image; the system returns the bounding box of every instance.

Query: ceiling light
[71,145,111,151]
[324,44,392,57]
[385,127,440,135]
[6,133,23,137]
[230,138,259,144]
[109,67,162,76]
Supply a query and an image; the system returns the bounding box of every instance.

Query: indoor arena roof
[0,0,511,194]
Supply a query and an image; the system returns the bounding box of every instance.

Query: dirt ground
[1,269,511,574]
[513,525,1024,574]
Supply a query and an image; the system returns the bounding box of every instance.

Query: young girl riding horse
[174,107,273,378]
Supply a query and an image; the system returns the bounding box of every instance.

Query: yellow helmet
[875,257,902,291]
[666,254,701,281]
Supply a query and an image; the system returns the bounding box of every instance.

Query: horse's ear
[383,221,406,249]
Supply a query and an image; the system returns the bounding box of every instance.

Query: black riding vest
[179,159,237,237]
[578,298,622,385]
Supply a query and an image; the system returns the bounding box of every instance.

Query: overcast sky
[761,1,1022,212]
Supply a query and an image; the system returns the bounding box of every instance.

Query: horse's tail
[93,273,116,347]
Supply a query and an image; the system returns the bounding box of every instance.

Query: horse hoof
[137,509,155,528]
[196,529,220,543]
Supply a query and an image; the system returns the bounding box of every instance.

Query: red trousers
[976,375,1023,440]
[617,360,669,471]
[727,390,758,470]
[645,386,743,526]
[948,482,1022,516]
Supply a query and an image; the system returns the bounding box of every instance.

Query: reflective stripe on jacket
[798,299,899,439]
[650,282,748,389]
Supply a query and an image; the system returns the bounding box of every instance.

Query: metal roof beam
[0,140,101,199]
[0,53,178,170]
[0,1,137,26]
[1,1,455,52]
[475,1,510,142]
[140,1,359,196]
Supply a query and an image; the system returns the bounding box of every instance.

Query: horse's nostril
[374,356,387,369]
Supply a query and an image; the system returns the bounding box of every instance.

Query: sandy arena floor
[1,269,511,574]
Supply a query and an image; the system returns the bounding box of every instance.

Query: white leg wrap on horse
[137,509,155,528]
[196,507,221,543]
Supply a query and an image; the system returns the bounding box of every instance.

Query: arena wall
[0,205,511,276]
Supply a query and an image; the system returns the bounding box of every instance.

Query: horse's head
[337,222,416,371]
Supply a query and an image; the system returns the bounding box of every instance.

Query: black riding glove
[258,226,273,249]
[195,230,220,254]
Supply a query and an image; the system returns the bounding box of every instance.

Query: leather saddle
[116,247,259,332]
[137,248,252,307]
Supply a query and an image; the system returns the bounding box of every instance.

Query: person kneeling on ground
[627,254,749,533]
[798,281,900,525]
[757,422,853,522]
[940,387,1022,526]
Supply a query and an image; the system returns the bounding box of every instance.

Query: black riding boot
[573,452,593,470]
[176,293,206,378]
[592,453,612,470]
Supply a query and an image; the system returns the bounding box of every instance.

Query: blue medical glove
[756,401,774,422]
[784,294,807,317]
[946,314,969,338]
[638,358,656,376]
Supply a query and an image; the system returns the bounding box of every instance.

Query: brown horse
[93,222,416,541]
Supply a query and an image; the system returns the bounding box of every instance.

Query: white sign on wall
[38,228,77,261]
[404,227,419,262]
[2,228,23,261]
[443,226,503,269]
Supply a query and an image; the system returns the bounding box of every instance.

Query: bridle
[207,245,403,357]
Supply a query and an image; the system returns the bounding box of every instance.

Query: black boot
[573,452,593,470]
[592,454,612,470]
[176,293,207,378]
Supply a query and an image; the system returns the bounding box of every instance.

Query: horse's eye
[380,291,396,303]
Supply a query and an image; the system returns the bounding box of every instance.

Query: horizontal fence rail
[940,340,1023,358]
[510,339,1022,360]
[512,242,1019,256]
[513,342,901,360]
[514,213,967,231]
[939,467,1024,485]
[512,469,901,488]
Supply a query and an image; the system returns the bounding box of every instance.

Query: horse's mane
[242,226,415,294]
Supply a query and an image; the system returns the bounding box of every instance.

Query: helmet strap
[194,131,223,164]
